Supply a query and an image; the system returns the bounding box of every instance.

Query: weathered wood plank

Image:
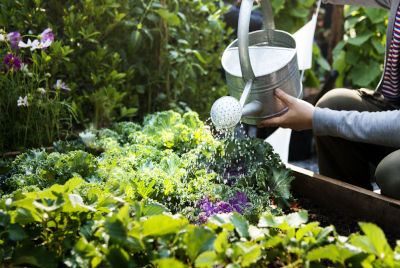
[287,163,400,234]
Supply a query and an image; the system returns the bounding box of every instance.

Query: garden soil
[291,193,399,248]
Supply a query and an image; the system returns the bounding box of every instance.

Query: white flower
[17,96,28,107]
[0,34,5,42]
[55,79,71,91]
[30,38,52,51]
[20,63,33,77]
[18,38,33,48]
[38,87,46,94]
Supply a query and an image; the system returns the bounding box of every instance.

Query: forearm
[322,0,391,9]
[313,107,400,148]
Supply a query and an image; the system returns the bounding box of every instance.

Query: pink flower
[3,53,22,70]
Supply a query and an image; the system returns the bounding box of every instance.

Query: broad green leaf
[262,235,284,248]
[296,222,319,241]
[208,214,234,231]
[13,245,57,268]
[307,244,357,262]
[142,215,187,237]
[183,226,215,261]
[258,214,284,228]
[156,9,181,26]
[315,226,334,245]
[0,210,10,226]
[153,258,186,268]
[9,224,28,241]
[349,60,381,87]
[230,213,249,238]
[232,241,261,267]
[354,222,393,259]
[363,7,386,24]
[66,194,96,212]
[347,33,373,46]
[12,207,38,224]
[106,246,129,268]
[214,231,229,254]
[371,38,385,54]
[285,211,308,228]
[142,202,168,217]
[248,225,267,241]
[195,251,217,267]
[316,56,331,71]
[105,217,127,241]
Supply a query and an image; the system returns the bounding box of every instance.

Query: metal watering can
[211,0,302,129]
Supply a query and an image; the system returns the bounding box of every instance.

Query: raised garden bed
[288,163,400,246]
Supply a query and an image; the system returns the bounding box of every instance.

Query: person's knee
[375,150,400,199]
[315,88,358,110]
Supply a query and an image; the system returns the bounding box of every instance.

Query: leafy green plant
[332,5,388,89]
[0,110,399,267]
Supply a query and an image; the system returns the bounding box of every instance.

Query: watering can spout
[242,101,263,118]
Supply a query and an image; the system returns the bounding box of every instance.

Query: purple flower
[39,28,54,44]
[7,32,22,50]
[3,53,22,70]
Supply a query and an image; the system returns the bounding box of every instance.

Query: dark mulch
[291,193,399,248]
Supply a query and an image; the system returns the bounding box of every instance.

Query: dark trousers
[315,88,400,198]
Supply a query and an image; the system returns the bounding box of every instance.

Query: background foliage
[332,5,388,89]
[1,0,388,151]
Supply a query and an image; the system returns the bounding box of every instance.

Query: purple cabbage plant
[197,192,251,223]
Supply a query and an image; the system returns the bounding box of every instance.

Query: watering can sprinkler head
[210,95,263,129]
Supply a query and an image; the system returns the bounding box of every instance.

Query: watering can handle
[238,0,255,81]
[238,0,274,81]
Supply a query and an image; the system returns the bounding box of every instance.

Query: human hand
[257,88,315,131]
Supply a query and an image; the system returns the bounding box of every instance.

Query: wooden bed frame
[288,163,400,235]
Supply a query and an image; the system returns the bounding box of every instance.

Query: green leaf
[214,231,229,254]
[315,226,334,245]
[296,222,319,241]
[207,214,234,231]
[316,56,331,71]
[106,246,129,268]
[353,222,393,259]
[153,258,186,268]
[156,9,181,26]
[363,7,386,24]
[230,213,249,238]
[142,215,187,237]
[307,244,357,262]
[347,33,373,46]
[13,245,57,268]
[371,38,385,54]
[183,226,215,261]
[195,251,217,267]
[232,242,261,267]
[9,224,28,241]
[105,217,127,241]
[0,210,10,227]
[142,202,168,217]
[349,60,381,87]
[285,210,308,228]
